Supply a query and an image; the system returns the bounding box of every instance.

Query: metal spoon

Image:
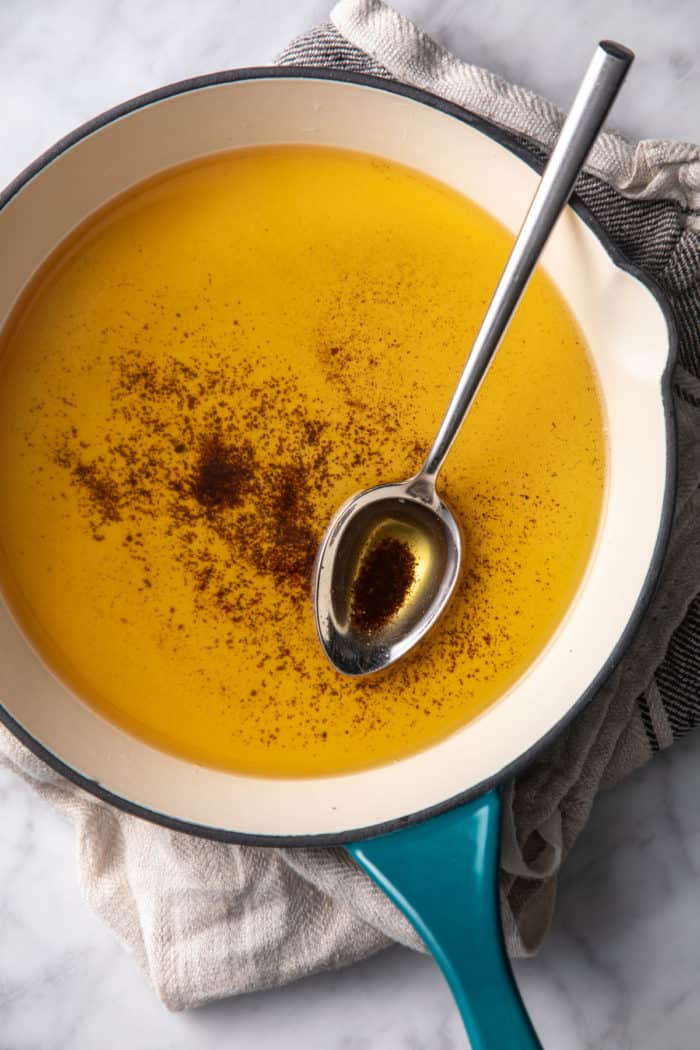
[313,41,634,677]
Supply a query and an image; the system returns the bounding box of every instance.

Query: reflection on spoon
[313,41,634,677]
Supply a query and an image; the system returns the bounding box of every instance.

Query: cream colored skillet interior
[0,71,673,841]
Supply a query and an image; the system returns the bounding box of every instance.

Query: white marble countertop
[2,2,700,1048]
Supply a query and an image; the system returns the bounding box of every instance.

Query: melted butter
[0,145,606,776]
[349,518,439,634]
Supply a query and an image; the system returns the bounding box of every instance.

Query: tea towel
[2,0,700,1010]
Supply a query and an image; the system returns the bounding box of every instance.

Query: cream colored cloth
[2,0,700,1009]
[331,0,700,227]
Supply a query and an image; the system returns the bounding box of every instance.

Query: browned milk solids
[0,146,605,776]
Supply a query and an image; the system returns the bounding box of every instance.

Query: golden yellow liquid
[0,146,605,776]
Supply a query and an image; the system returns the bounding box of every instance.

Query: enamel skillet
[0,68,676,1048]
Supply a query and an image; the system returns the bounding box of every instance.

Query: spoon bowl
[313,478,462,676]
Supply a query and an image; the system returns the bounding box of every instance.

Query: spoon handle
[420,40,634,484]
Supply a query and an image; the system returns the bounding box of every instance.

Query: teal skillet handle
[346,789,541,1049]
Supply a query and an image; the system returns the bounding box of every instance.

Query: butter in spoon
[312,41,634,677]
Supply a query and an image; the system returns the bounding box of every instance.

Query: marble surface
[1,2,700,1048]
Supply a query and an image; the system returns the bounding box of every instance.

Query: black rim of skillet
[0,66,678,847]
